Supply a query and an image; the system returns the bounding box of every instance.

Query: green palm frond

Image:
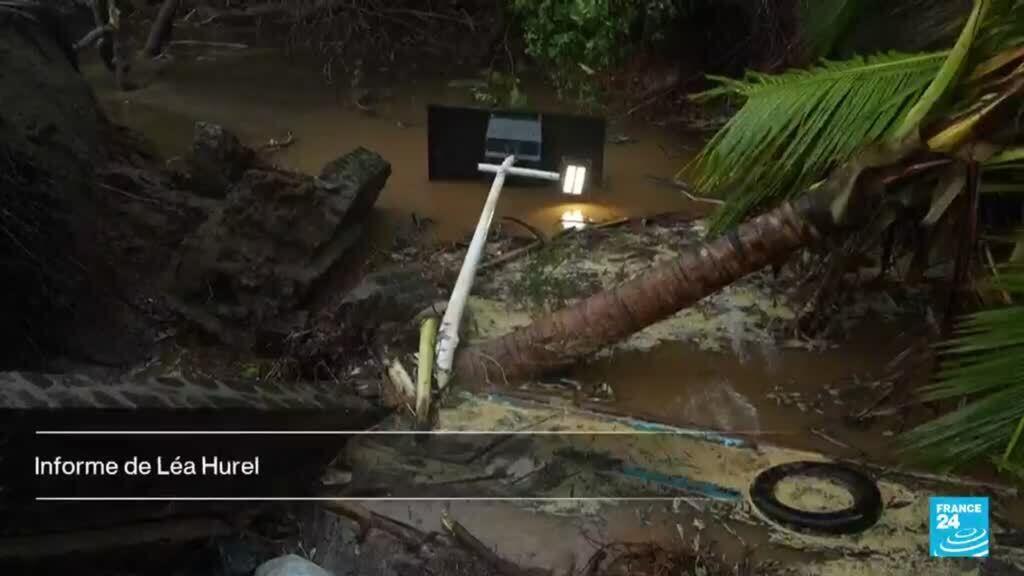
[974,0,1024,58]
[893,0,989,139]
[982,147,1024,192]
[987,147,1024,166]
[685,51,947,234]
[901,268,1024,471]
[685,0,1010,236]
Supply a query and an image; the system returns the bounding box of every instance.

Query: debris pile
[166,136,391,345]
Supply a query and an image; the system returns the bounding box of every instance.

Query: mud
[336,393,1024,575]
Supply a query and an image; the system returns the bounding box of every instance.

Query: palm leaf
[974,0,1024,60]
[1003,414,1024,470]
[685,51,946,234]
[982,147,1024,193]
[894,0,989,139]
[685,0,1018,235]
[901,385,1024,468]
[987,147,1024,166]
[902,268,1024,469]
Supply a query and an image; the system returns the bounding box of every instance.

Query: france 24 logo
[929,497,989,557]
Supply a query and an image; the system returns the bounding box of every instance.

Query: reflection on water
[559,209,586,230]
[83,48,705,243]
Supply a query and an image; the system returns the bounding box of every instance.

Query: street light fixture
[432,109,602,390]
[560,157,591,196]
[478,114,593,196]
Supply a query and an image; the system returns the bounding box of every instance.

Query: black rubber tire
[750,461,883,536]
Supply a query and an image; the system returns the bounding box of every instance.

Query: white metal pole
[435,155,516,390]
[477,163,561,181]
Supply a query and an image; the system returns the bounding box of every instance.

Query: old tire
[750,461,883,535]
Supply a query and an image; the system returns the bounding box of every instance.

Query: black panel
[427,105,490,180]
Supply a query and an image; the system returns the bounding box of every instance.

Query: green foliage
[982,148,1024,194]
[509,241,601,311]
[510,0,635,101]
[686,0,1023,235]
[893,0,989,139]
[974,0,1024,58]
[450,70,529,109]
[900,268,1024,476]
[508,0,692,102]
[686,52,946,235]
[679,0,1024,476]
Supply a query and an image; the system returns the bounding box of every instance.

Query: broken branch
[416,317,438,429]
[73,25,111,52]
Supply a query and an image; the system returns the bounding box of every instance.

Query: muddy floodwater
[86,47,700,245]
[572,326,917,461]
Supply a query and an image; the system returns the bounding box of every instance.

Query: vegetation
[902,268,1024,472]
[681,0,1024,479]
[509,0,634,101]
[685,51,947,233]
[449,70,528,110]
[509,241,601,311]
[507,0,788,103]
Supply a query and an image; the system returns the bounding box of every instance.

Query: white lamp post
[434,154,592,390]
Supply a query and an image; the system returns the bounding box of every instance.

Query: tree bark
[452,146,933,389]
[90,0,115,71]
[143,0,181,57]
[453,202,821,389]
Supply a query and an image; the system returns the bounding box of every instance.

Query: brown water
[86,48,700,246]
[571,324,922,462]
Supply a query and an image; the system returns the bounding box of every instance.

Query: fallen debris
[260,131,296,152]
[166,142,391,344]
[188,121,256,198]
[385,357,416,407]
[416,317,438,429]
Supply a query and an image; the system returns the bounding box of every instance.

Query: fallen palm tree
[451,0,1024,479]
[452,137,940,387]
[456,0,1020,385]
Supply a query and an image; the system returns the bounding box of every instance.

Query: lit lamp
[428,105,605,392]
[560,157,591,196]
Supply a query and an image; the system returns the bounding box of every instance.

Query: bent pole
[435,155,517,390]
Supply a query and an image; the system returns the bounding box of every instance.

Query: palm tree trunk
[452,150,933,389]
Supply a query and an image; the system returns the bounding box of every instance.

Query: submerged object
[427,104,606,187]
